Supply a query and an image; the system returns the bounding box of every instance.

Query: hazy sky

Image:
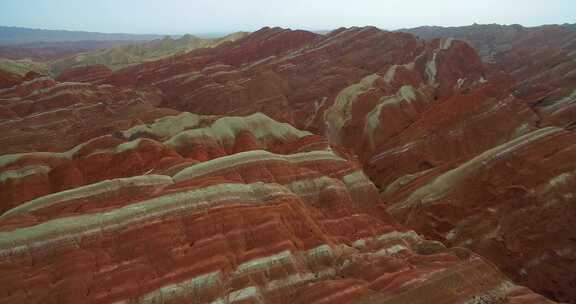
[0,0,574,35]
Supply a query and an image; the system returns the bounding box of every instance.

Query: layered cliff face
[39,26,576,302]
[383,127,576,301]
[402,24,576,130]
[92,26,486,141]
[105,26,324,127]
[0,75,557,303]
[494,26,576,130]
[323,26,576,302]
[346,26,576,302]
[0,73,167,154]
[2,25,576,303]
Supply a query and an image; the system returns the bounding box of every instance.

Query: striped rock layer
[2,26,575,303]
[368,25,576,302]
[403,23,576,130]
[0,75,556,303]
[61,26,576,301]
[382,127,576,302]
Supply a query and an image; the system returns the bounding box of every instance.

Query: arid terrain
[0,23,575,303]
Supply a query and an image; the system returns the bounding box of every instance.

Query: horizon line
[1,21,574,37]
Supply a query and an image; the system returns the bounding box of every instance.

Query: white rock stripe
[173,149,345,182]
[122,112,202,139]
[0,165,51,183]
[392,127,563,212]
[1,159,367,228]
[131,236,412,304]
[324,74,380,144]
[1,174,174,218]
[0,112,313,175]
[136,271,223,304]
[364,85,420,146]
[352,230,422,250]
[0,182,299,258]
[463,281,516,304]
[165,112,311,149]
[0,133,112,169]
[0,169,376,259]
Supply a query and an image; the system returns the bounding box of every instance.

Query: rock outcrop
[2,25,575,303]
[85,26,576,302]
[0,75,556,303]
[0,75,165,154]
[96,27,485,140]
[384,24,576,302]
[402,24,576,130]
[382,127,576,302]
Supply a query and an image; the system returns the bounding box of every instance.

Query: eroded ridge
[0,103,555,304]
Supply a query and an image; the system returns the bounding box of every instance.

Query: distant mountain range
[50,32,248,73]
[0,40,147,62]
[0,26,249,76]
[0,26,170,45]
[399,23,576,62]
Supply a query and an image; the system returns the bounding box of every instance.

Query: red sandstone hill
[1,25,575,303]
[0,74,556,304]
[402,24,576,129]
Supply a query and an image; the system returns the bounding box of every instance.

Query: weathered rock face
[100,27,322,127]
[0,76,554,303]
[494,26,576,130]
[317,24,576,302]
[323,37,489,161]
[36,26,576,302]
[378,24,576,302]
[322,30,576,302]
[363,78,539,188]
[402,24,576,130]
[383,127,576,302]
[0,75,167,154]
[96,26,487,142]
